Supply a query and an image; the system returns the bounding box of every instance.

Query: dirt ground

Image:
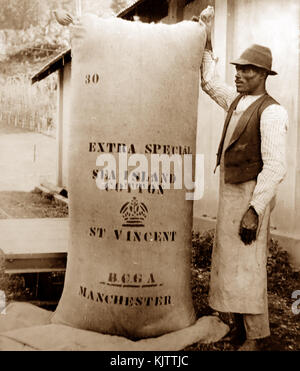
[0,122,66,218]
[0,122,56,192]
[0,189,68,219]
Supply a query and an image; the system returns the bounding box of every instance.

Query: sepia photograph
[0,0,299,357]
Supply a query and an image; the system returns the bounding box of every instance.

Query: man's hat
[230,44,277,75]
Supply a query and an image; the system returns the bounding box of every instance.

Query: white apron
[208,109,270,314]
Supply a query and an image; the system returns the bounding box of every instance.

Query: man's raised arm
[199,6,237,112]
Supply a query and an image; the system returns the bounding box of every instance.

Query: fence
[0,73,57,137]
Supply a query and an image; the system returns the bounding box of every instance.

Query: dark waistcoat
[215,93,279,184]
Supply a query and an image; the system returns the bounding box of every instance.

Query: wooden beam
[214,0,230,83]
[56,68,64,188]
[75,0,82,17]
[168,0,186,23]
[294,2,300,233]
[176,0,186,21]
[225,0,235,85]
[5,255,67,274]
[117,0,146,18]
[31,49,71,85]
[0,218,68,273]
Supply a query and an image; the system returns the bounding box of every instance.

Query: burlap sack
[0,317,229,351]
[0,302,51,333]
[52,15,206,338]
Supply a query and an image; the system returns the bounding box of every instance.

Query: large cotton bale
[52,15,206,339]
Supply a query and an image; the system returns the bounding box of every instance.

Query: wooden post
[76,0,82,17]
[214,0,229,80]
[294,3,300,234]
[168,0,186,23]
[37,114,41,132]
[56,68,64,188]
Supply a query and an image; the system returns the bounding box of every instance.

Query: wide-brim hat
[230,44,277,75]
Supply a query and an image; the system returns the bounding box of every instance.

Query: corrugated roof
[31,48,71,84]
[117,0,147,18]
[31,0,151,84]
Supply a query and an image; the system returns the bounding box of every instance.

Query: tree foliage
[0,0,119,30]
[0,0,73,30]
[0,0,131,68]
[0,0,116,63]
[0,0,72,62]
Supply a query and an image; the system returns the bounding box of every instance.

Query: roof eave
[31,48,71,84]
[116,0,147,18]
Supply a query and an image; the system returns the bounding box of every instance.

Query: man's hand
[239,207,259,245]
[53,9,74,26]
[199,6,214,48]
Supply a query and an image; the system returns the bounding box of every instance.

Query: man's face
[235,65,267,95]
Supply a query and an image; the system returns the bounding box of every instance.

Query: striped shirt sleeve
[250,104,289,215]
[201,50,237,112]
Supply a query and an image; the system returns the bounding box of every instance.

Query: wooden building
[31,0,300,267]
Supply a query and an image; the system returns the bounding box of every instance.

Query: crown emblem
[120,197,148,227]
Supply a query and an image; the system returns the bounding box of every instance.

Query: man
[198,7,288,350]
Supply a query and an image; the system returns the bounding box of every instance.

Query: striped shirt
[201,50,289,215]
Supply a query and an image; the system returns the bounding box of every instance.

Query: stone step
[0,218,68,274]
